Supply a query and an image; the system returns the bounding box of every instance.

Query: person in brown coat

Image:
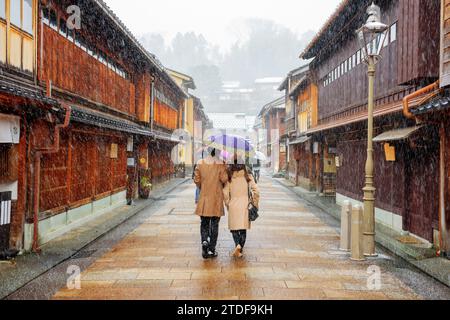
[194,148,229,259]
[223,158,260,258]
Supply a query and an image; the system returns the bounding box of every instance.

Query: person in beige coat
[194,148,229,259]
[223,160,260,258]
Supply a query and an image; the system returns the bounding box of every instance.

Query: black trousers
[200,217,220,251]
[231,230,247,248]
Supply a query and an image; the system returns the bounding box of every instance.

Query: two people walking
[194,148,260,259]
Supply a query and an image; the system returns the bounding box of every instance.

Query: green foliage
[141,176,152,189]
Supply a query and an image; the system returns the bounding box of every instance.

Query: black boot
[207,249,218,259]
[202,241,210,259]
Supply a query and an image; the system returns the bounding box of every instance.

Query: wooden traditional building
[403,0,450,257]
[279,64,320,189]
[301,0,441,246]
[258,97,286,174]
[192,95,211,162]
[0,0,186,252]
[166,69,211,174]
[0,0,65,252]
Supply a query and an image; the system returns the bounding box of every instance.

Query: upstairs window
[0,0,5,19]
[59,18,67,37]
[8,0,33,33]
[390,22,397,43]
[49,9,57,30]
[10,0,20,27]
[74,33,80,47]
[67,29,74,42]
[23,0,32,34]
[42,7,49,25]
[383,30,389,47]
[79,36,87,52]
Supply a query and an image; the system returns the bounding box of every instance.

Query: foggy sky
[103,0,342,52]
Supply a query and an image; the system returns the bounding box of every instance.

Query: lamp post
[357,2,388,257]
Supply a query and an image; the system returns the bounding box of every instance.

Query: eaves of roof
[412,96,450,116]
[306,96,425,135]
[301,0,370,60]
[0,80,60,107]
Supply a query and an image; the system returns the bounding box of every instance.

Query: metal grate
[0,192,12,226]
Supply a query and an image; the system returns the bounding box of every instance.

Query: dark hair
[207,147,216,157]
[227,161,251,183]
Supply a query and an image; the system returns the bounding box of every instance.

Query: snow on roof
[254,77,284,84]
[222,81,241,89]
[208,113,256,130]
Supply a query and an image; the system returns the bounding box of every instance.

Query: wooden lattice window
[0,144,10,179]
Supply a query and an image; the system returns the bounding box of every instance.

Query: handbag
[248,182,259,222]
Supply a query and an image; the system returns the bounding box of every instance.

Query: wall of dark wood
[336,137,406,216]
[315,0,401,123]
[38,125,127,214]
[397,0,440,85]
[40,25,135,115]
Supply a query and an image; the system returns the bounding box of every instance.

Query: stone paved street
[41,175,449,300]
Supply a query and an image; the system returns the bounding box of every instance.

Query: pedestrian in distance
[192,164,200,204]
[223,155,260,258]
[194,147,229,259]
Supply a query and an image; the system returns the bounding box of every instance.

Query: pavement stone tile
[48,177,449,300]
[323,289,388,300]
[263,288,326,299]
[136,272,192,280]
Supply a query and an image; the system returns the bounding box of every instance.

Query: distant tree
[138,21,315,115]
[188,65,222,99]
[222,19,314,85]
[139,33,169,65]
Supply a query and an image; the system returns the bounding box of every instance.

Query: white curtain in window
[390,23,397,43]
[0,0,5,19]
[10,0,21,27]
[23,0,33,34]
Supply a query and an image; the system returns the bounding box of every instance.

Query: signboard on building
[313,142,319,154]
[324,156,337,174]
[110,143,118,159]
[384,143,396,162]
[127,137,134,152]
[127,157,135,167]
[0,114,20,144]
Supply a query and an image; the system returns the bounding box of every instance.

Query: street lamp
[356,2,388,257]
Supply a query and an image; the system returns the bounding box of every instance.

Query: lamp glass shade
[357,3,388,62]
[357,24,388,61]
